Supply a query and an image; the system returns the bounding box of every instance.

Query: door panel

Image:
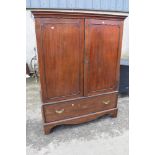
[85,19,121,95]
[41,19,84,100]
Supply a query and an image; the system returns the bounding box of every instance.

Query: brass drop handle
[55,109,64,114]
[102,100,110,105]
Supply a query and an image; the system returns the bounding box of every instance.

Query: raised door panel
[37,18,84,102]
[85,19,122,96]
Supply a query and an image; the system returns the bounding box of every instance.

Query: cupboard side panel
[35,18,47,103]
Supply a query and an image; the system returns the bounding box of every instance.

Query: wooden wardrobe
[32,11,126,134]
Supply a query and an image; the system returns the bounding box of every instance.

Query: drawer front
[43,93,118,123]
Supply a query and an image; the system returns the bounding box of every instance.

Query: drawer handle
[102,100,110,105]
[55,109,64,114]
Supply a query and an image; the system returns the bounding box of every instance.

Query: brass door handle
[55,109,64,114]
[102,100,110,105]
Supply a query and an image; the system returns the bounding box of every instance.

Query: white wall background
[26,11,36,71]
[121,15,129,59]
[26,10,129,71]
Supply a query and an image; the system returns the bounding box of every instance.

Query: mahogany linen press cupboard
[32,11,126,134]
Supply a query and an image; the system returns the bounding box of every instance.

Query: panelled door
[39,18,84,101]
[85,19,122,96]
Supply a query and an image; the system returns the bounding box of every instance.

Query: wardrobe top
[32,10,127,20]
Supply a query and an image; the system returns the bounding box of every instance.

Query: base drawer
[43,93,118,123]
